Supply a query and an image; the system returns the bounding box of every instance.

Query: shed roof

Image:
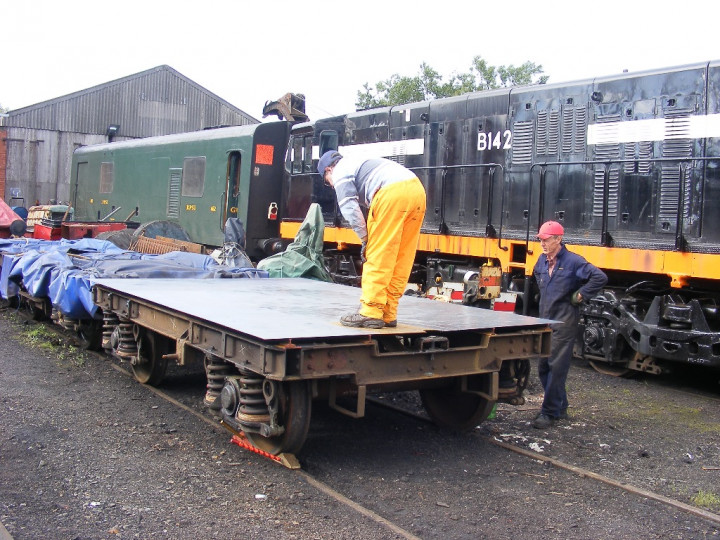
[5,65,259,137]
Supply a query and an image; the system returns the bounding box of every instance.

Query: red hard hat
[537,220,564,239]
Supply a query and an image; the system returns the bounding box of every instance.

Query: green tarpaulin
[257,203,333,282]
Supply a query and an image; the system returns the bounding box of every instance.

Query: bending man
[318,150,426,329]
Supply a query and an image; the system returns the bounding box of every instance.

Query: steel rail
[365,397,720,527]
[106,360,422,540]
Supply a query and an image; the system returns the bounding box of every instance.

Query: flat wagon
[93,277,551,455]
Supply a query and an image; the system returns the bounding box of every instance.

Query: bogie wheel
[420,381,495,431]
[132,330,170,386]
[245,380,312,455]
[588,359,634,378]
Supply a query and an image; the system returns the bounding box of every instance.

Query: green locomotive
[70,122,289,259]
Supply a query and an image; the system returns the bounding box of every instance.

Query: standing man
[532,220,607,429]
[317,150,426,329]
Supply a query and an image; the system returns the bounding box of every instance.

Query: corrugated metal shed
[2,65,260,206]
[4,65,258,137]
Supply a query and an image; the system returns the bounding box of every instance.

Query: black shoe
[384,320,397,328]
[533,413,555,429]
[340,313,385,329]
[558,410,570,421]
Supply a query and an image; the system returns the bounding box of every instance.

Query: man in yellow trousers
[318,150,427,329]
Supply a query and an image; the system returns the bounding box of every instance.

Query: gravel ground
[482,363,720,510]
[1,306,720,539]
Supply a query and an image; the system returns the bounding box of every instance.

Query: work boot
[340,313,385,329]
[532,413,555,429]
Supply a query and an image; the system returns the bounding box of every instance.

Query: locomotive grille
[631,141,653,175]
[99,162,114,194]
[511,121,533,165]
[659,111,693,227]
[167,170,181,219]
[536,111,547,154]
[561,108,573,154]
[536,110,559,155]
[592,114,621,218]
[574,107,587,154]
[561,105,587,155]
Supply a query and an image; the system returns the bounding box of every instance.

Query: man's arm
[577,262,608,300]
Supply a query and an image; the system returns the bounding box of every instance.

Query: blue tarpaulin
[0,238,267,320]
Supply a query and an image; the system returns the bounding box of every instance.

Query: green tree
[356,55,549,109]
[0,103,8,114]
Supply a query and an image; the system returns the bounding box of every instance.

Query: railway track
[105,360,423,540]
[365,397,720,528]
[107,352,720,534]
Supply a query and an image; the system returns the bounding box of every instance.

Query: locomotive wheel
[420,381,495,431]
[588,359,632,378]
[132,331,170,386]
[245,380,311,456]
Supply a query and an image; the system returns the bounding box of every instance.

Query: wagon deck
[93,277,549,341]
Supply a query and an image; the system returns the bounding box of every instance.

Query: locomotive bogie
[580,286,720,374]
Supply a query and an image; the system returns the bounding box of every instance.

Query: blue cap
[317,150,342,174]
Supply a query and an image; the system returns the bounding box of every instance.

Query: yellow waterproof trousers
[359,178,426,322]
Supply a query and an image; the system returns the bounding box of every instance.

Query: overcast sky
[4,0,720,122]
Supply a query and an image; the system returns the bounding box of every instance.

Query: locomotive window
[304,138,313,173]
[292,138,303,174]
[228,152,241,198]
[99,162,114,194]
[181,157,206,197]
[319,130,338,156]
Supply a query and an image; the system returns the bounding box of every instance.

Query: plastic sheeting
[0,238,267,320]
[257,203,333,282]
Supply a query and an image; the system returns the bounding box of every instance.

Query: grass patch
[18,320,87,368]
[637,402,720,435]
[21,324,58,346]
[575,385,720,434]
[691,490,720,511]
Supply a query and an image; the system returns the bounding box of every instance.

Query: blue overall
[533,245,607,418]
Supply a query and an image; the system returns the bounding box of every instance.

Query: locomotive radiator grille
[623,138,654,175]
[536,110,559,156]
[167,169,181,219]
[536,111,547,154]
[511,121,533,165]
[659,112,693,227]
[592,113,622,218]
[574,107,587,154]
[561,105,587,155]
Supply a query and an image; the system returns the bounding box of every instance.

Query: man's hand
[360,241,367,263]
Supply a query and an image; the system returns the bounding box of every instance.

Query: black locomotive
[279,60,720,378]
